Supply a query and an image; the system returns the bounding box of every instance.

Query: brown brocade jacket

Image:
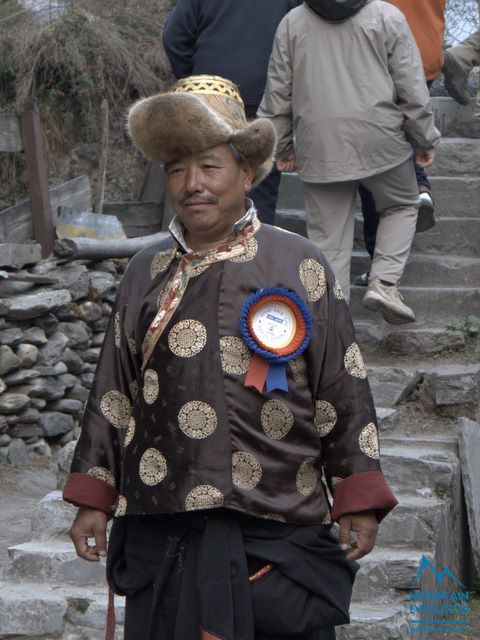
[63,217,397,524]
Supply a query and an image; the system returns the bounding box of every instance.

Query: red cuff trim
[63,472,118,516]
[331,471,398,523]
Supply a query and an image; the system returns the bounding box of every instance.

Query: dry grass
[1,0,175,156]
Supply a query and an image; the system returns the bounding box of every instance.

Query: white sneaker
[362,277,416,324]
[416,191,435,233]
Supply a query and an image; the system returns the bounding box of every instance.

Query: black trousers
[107,510,358,640]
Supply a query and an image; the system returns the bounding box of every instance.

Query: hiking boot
[472,119,480,139]
[416,188,436,233]
[442,50,470,106]
[354,271,370,286]
[362,277,416,324]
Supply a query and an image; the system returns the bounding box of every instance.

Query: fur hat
[127,75,277,187]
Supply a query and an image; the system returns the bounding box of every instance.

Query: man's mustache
[179,195,218,206]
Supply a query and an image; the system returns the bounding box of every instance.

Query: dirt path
[0,455,58,571]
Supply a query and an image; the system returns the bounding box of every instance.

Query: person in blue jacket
[162,0,301,225]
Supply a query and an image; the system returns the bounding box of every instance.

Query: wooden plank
[21,103,54,257]
[0,114,23,152]
[49,175,92,225]
[0,243,42,268]
[0,175,92,244]
[102,201,163,237]
[139,163,174,231]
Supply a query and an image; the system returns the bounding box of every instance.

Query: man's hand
[276,154,297,172]
[69,506,108,562]
[416,148,435,168]
[338,510,378,560]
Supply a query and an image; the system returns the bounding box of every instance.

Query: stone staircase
[275,134,480,638]
[0,132,479,637]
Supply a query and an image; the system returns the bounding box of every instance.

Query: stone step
[7,540,106,585]
[382,434,458,454]
[380,445,459,495]
[353,217,480,258]
[366,366,422,408]
[429,138,480,177]
[277,174,480,218]
[431,96,477,139]
[337,601,410,640]
[351,252,480,288]
[349,285,480,324]
[429,176,480,218]
[375,494,446,548]
[352,548,436,600]
[0,581,124,638]
[356,322,466,358]
[31,490,78,540]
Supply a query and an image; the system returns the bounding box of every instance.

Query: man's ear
[242,162,256,192]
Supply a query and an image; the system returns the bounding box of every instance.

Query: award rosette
[239,287,311,393]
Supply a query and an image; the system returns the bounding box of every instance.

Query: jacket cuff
[63,472,119,516]
[330,470,398,523]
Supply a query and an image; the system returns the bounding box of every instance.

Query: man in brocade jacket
[63,75,397,640]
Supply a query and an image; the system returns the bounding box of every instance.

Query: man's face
[166,143,255,247]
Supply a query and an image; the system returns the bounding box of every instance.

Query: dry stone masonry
[0,258,126,464]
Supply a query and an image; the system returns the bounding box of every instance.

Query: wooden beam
[0,114,24,152]
[21,102,54,258]
[53,231,169,260]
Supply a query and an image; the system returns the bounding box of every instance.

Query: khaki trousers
[448,2,480,120]
[303,158,419,302]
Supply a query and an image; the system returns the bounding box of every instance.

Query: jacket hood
[305,0,369,22]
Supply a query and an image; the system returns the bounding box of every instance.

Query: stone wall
[0,257,126,464]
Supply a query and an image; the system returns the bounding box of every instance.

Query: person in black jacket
[162,0,301,225]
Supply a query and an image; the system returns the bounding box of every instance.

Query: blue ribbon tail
[266,363,288,393]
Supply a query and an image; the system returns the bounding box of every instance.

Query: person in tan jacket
[258,0,441,323]
[442,0,480,138]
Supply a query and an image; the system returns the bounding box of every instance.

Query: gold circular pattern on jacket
[359,423,380,459]
[139,448,168,486]
[168,319,207,358]
[178,401,217,439]
[232,451,262,490]
[288,356,308,384]
[114,312,121,348]
[185,484,224,511]
[296,458,319,496]
[344,343,367,379]
[115,495,127,517]
[87,466,116,487]
[229,237,258,263]
[299,259,326,301]
[334,281,345,300]
[260,399,294,440]
[100,390,132,429]
[143,369,159,405]
[150,250,172,280]
[219,336,251,375]
[124,416,136,447]
[314,400,338,437]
